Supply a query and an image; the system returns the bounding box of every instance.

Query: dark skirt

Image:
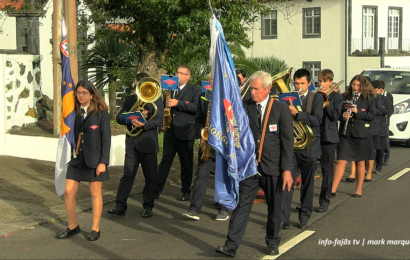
[66,156,109,182]
[372,135,380,150]
[337,135,375,161]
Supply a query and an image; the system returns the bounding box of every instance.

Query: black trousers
[319,142,337,207]
[190,149,225,213]
[156,132,194,195]
[225,171,283,251]
[115,149,158,211]
[375,136,387,171]
[282,152,316,224]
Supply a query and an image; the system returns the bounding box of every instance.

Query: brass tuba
[124,77,162,137]
[270,68,314,150]
[316,80,345,108]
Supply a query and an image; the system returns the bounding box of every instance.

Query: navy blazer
[195,92,215,159]
[370,95,383,136]
[244,97,294,176]
[294,92,324,157]
[165,83,201,141]
[378,94,393,137]
[339,94,376,139]
[70,109,111,168]
[321,91,343,143]
[116,94,164,154]
[382,91,394,126]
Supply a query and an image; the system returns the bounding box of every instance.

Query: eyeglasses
[76,91,90,96]
[352,83,360,88]
[176,72,189,76]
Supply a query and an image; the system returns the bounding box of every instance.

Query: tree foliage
[83,0,270,80]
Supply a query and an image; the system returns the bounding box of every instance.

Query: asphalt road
[0,144,409,259]
[276,142,410,260]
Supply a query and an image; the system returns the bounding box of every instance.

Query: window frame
[302,7,321,39]
[387,7,403,51]
[302,61,321,88]
[362,5,378,52]
[261,10,278,40]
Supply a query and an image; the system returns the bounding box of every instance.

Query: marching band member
[108,73,164,218]
[216,71,293,257]
[56,80,110,241]
[282,69,323,230]
[317,69,342,212]
[332,75,376,197]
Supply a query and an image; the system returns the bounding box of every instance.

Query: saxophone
[161,90,172,132]
[200,97,211,162]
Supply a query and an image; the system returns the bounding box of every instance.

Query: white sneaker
[182,210,200,220]
[215,210,229,221]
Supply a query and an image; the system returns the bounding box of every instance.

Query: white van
[361,68,410,147]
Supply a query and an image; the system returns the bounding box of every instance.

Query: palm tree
[80,38,137,117]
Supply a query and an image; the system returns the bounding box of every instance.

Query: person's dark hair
[371,80,383,89]
[236,69,246,78]
[75,80,108,115]
[178,65,191,75]
[135,72,150,82]
[293,68,311,83]
[344,75,376,100]
[379,80,386,89]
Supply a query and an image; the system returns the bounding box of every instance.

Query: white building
[244,0,410,88]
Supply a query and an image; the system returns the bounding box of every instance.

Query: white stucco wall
[0,54,7,155]
[346,56,380,82]
[244,0,346,81]
[0,12,17,50]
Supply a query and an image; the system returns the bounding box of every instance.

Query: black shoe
[215,245,236,257]
[107,208,125,216]
[142,209,153,218]
[331,193,336,197]
[383,158,389,166]
[364,178,372,182]
[345,177,355,182]
[267,245,279,255]
[87,230,100,241]
[317,205,328,212]
[56,225,80,239]
[296,203,302,210]
[352,194,362,198]
[281,223,290,229]
[299,221,308,230]
[179,193,190,201]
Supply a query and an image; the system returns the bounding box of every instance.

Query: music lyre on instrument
[124,77,162,137]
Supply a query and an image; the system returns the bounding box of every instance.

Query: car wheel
[406,139,410,148]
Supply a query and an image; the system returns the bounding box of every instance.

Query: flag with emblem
[54,19,76,197]
[208,15,258,210]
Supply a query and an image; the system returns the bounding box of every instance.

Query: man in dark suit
[108,72,164,218]
[374,80,393,173]
[282,68,323,230]
[156,65,202,201]
[317,69,342,212]
[216,71,293,257]
[380,80,394,166]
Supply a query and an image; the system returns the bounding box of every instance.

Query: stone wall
[2,52,46,130]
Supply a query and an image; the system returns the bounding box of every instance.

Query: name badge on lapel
[365,124,370,127]
[90,125,99,130]
[269,124,277,132]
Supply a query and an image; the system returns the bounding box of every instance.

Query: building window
[302,62,321,88]
[261,10,277,39]
[388,8,402,51]
[303,8,321,39]
[362,6,378,51]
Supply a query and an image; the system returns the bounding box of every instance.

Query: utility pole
[64,0,78,84]
[52,0,62,136]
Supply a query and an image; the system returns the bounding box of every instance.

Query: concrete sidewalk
[0,155,186,236]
